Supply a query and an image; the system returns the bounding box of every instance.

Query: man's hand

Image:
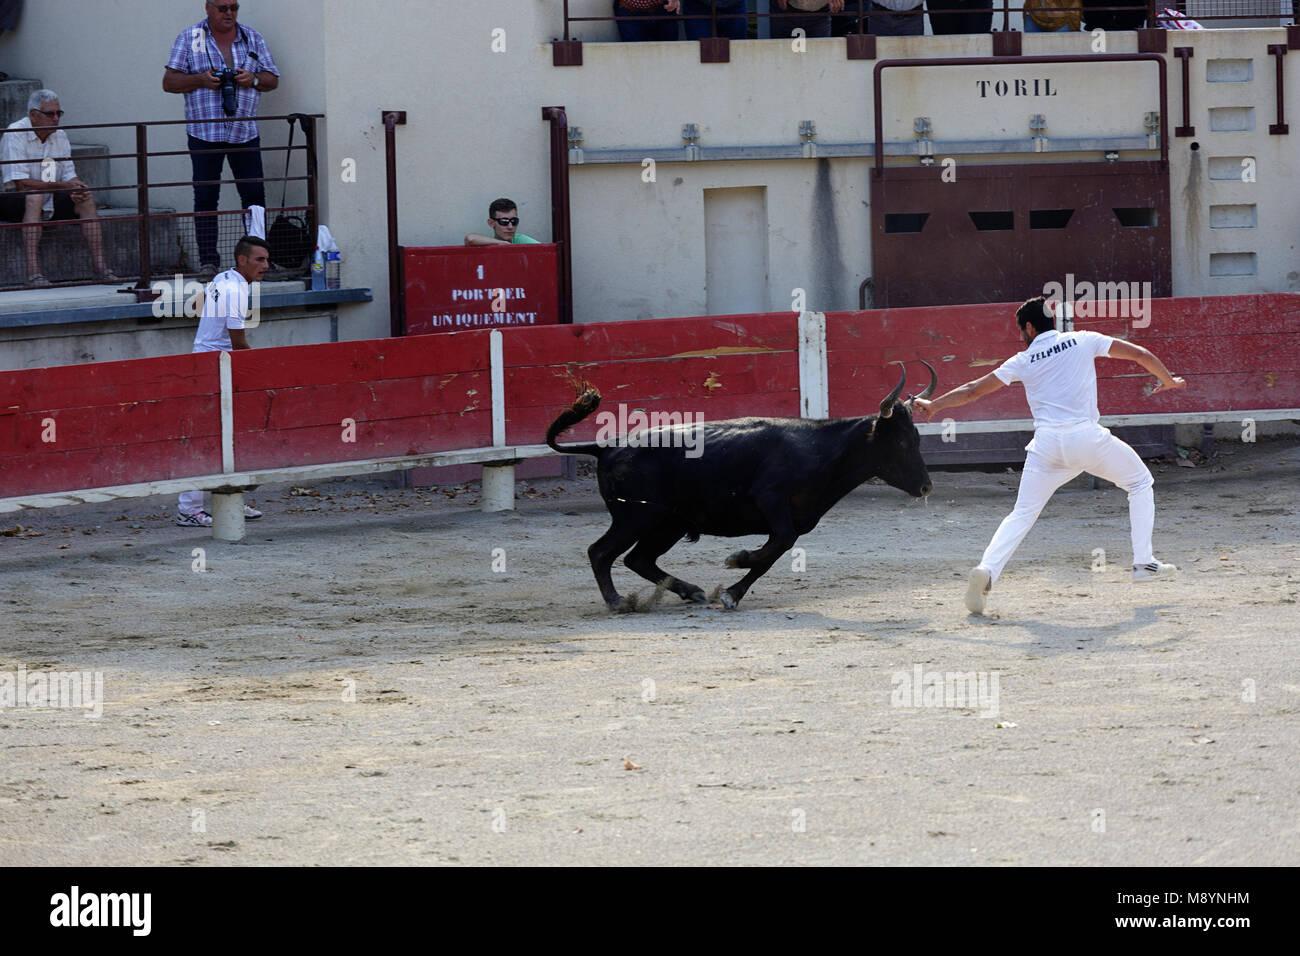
[66,178,92,203]
[201,70,223,90]
[829,0,846,12]
[913,398,937,422]
[233,69,257,88]
[666,0,681,11]
[1151,376,1186,394]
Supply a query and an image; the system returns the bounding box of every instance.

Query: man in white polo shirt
[1,89,120,287]
[177,234,269,527]
[915,294,1186,614]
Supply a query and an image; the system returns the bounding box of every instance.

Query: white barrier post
[482,329,514,512]
[211,491,245,542]
[798,311,829,420]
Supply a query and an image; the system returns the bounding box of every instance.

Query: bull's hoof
[720,591,739,610]
[724,550,748,569]
[683,589,708,604]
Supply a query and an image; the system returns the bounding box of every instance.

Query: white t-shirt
[993,329,1115,429]
[192,269,249,352]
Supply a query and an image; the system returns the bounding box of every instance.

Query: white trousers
[178,489,204,514]
[979,422,1155,583]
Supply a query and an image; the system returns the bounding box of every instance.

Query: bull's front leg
[718,531,799,610]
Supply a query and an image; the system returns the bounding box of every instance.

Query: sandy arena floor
[1,437,1297,866]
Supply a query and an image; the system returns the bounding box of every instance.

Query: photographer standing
[163,1,279,277]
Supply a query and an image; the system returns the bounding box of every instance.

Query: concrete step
[1,78,42,126]
[68,143,113,196]
[0,206,177,286]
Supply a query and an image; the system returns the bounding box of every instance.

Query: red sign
[402,244,560,335]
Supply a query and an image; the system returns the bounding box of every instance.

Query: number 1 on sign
[477,264,484,280]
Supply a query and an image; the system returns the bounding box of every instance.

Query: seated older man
[1,89,119,287]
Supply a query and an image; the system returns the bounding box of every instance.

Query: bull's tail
[546,385,603,457]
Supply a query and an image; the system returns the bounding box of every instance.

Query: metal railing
[561,0,1296,37]
[0,112,320,294]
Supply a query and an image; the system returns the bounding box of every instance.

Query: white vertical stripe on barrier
[490,329,505,447]
[219,350,234,473]
[798,310,829,420]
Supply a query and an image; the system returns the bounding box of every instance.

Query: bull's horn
[878,362,906,418]
[918,360,937,400]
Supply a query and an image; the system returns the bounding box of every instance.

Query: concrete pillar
[211,491,246,541]
[481,464,515,512]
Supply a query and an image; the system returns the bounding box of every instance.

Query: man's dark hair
[1016,295,1056,335]
[234,235,269,261]
[488,198,518,218]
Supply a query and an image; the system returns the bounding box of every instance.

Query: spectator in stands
[1,89,119,287]
[177,235,269,527]
[465,199,541,246]
[681,0,749,40]
[928,0,994,34]
[615,0,681,41]
[831,0,926,36]
[1080,0,1145,30]
[771,0,846,39]
[1021,0,1080,31]
[164,0,279,279]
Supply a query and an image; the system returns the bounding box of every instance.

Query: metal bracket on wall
[1144,111,1161,151]
[992,30,1021,58]
[682,123,701,161]
[552,38,582,67]
[700,37,729,64]
[568,126,584,165]
[914,117,934,164]
[1137,28,1167,54]
[800,120,818,159]
[1174,47,1195,137]
[1029,114,1047,153]
[1267,44,1289,135]
[846,33,877,60]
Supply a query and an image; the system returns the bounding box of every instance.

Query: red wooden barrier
[501,313,800,445]
[230,331,495,470]
[827,294,1300,420]
[2,294,1295,505]
[0,353,223,498]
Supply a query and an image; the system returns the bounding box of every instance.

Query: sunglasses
[210,3,239,12]
[35,109,65,118]
[492,217,520,227]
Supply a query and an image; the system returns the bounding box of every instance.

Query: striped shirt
[166,19,279,144]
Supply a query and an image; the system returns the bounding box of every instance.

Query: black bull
[545,362,937,611]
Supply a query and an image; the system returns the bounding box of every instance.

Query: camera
[216,68,239,116]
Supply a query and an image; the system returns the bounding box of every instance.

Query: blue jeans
[681,0,748,40]
[188,134,266,265]
[614,0,681,40]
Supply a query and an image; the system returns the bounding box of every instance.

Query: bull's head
[874,361,937,498]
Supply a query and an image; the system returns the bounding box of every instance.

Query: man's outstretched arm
[914,371,1004,421]
[1106,340,1186,393]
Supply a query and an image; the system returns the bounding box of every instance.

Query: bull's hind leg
[718,531,799,609]
[623,527,708,604]
[588,519,644,612]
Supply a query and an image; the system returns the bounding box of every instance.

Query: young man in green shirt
[464,197,540,246]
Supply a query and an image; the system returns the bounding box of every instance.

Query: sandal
[26,273,52,288]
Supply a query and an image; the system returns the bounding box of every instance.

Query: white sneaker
[1133,561,1177,582]
[177,510,213,528]
[243,505,263,520]
[965,567,992,614]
